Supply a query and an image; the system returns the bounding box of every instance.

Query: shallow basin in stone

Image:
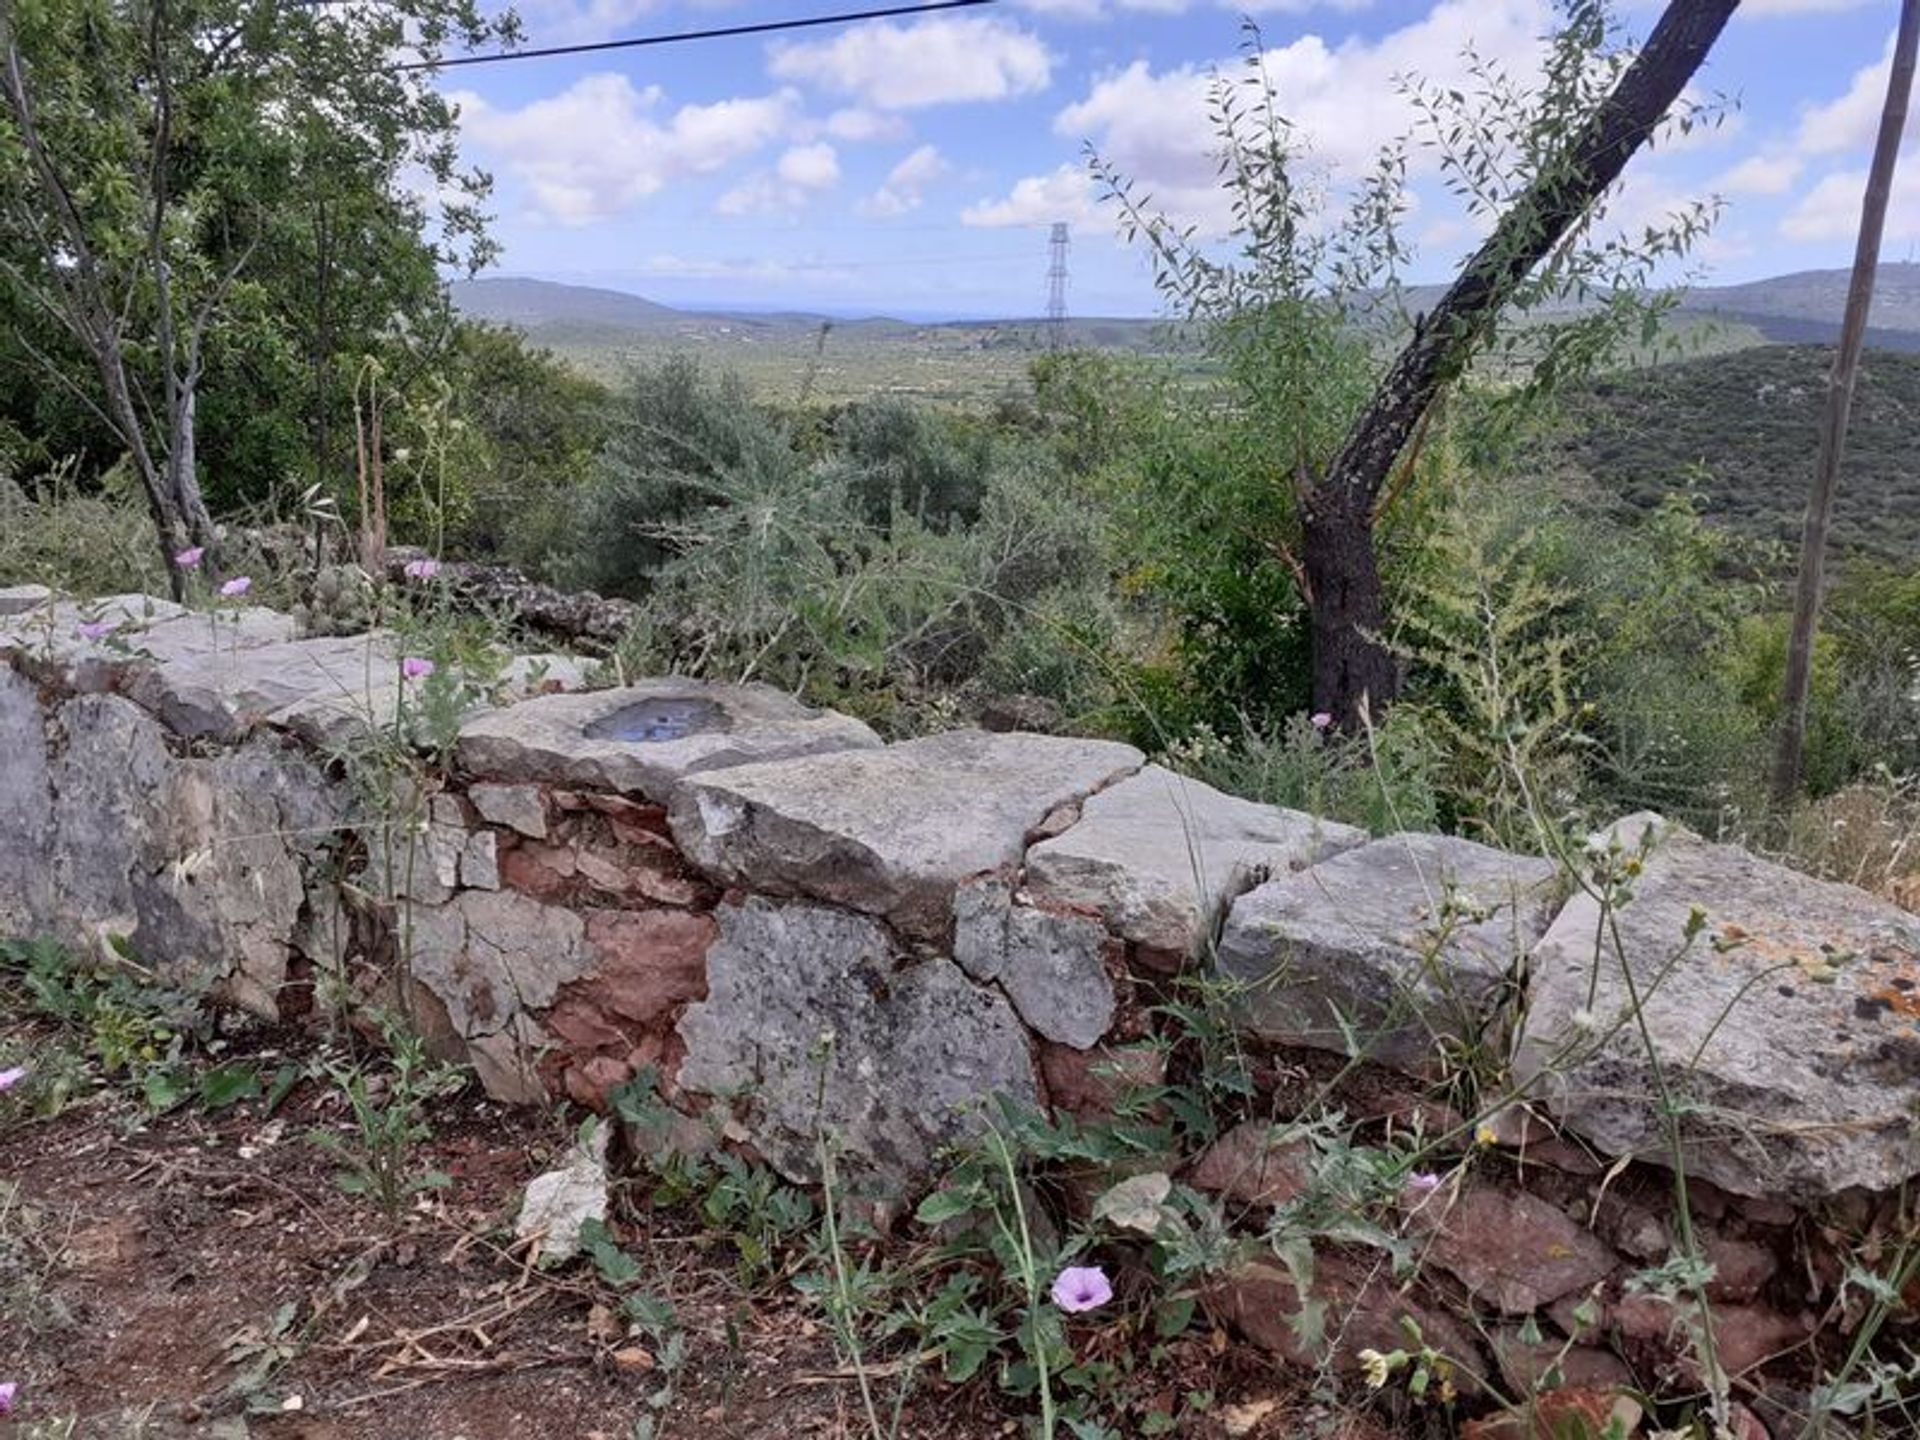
[455,680,884,802]
[585,696,730,744]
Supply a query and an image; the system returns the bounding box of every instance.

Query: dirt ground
[0,1027,1352,1440]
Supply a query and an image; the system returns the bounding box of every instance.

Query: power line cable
[383,0,994,73]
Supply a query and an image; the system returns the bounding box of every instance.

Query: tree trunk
[1305,0,1741,722]
[1303,492,1398,723]
[1773,0,1919,803]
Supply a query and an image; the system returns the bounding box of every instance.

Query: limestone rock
[130,631,405,741]
[515,1121,610,1265]
[456,681,881,801]
[469,782,549,838]
[404,888,593,1040]
[0,583,55,616]
[1516,813,1920,1200]
[1026,765,1365,958]
[1218,833,1560,1075]
[952,876,1117,1048]
[676,897,1037,1194]
[0,666,53,935]
[671,730,1143,941]
[38,694,346,1016]
[461,830,501,890]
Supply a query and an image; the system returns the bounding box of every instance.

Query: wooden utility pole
[1773,0,1920,802]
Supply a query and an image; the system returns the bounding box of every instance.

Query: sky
[442,0,1920,318]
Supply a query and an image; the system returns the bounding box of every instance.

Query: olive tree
[1102,0,1739,724]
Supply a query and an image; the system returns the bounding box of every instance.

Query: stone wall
[5,584,1919,1219]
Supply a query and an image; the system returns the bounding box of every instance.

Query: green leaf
[143,1068,189,1111]
[1153,1295,1196,1339]
[199,1064,261,1110]
[264,1062,305,1115]
[914,1187,981,1226]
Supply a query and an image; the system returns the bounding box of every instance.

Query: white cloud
[1715,153,1804,197]
[768,15,1053,110]
[1009,0,1106,17]
[455,76,795,225]
[777,142,841,189]
[961,163,1099,228]
[860,143,951,217]
[822,107,911,143]
[1781,165,1920,243]
[512,0,660,45]
[1795,33,1918,156]
[718,143,841,216]
[1024,0,1551,235]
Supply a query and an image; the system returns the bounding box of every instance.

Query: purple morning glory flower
[403,558,441,580]
[1050,1265,1112,1314]
[401,656,436,680]
[174,546,204,569]
[1310,712,1334,730]
[219,576,252,598]
[76,620,117,642]
[0,1066,25,1092]
[0,1380,15,1414]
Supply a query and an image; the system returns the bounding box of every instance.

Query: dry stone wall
[5,586,1920,1224]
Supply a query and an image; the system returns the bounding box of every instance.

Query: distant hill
[453,277,682,330]
[1536,344,1920,558]
[1679,262,1920,338]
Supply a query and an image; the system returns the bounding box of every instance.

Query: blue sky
[445,0,1919,317]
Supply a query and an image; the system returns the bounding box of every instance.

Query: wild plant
[306,1009,463,1218]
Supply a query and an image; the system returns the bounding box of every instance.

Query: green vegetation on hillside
[1540,344,1920,557]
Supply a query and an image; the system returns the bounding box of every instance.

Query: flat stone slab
[676,896,1037,1195]
[455,680,882,801]
[1516,813,1920,1200]
[128,631,590,746]
[1,594,299,691]
[1217,833,1560,1075]
[0,583,55,615]
[1026,765,1366,957]
[670,729,1144,941]
[128,631,406,740]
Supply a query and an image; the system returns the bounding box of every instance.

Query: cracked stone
[1025,764,1365,957]
[1517,811,1920,1200]
[676,896,1037,1195]
[671,729,1142,942]
[1217,833,1559,1076]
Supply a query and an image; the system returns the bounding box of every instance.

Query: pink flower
[0,1380,15,1414]
[1405,1171,1441,1196]
[403,558,441,581]
[1310,712,1334,730]
[1050,1265,1112,1314]
[76,620,117,642]
[0,1066,25,1091]
[174,546,204,569]
[219,576,252,598]
[401,656,435,680]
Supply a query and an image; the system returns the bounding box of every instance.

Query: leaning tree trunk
[1303,0,1742,724]
[1772,0,1919,803]
[1302,491,1399,720]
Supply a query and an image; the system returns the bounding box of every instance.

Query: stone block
[1218,833,1560,1075]
[671,730,1142,941]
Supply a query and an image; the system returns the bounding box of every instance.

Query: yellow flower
[1358,1349,1393,1389]
[1475,1123,1499,1147]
